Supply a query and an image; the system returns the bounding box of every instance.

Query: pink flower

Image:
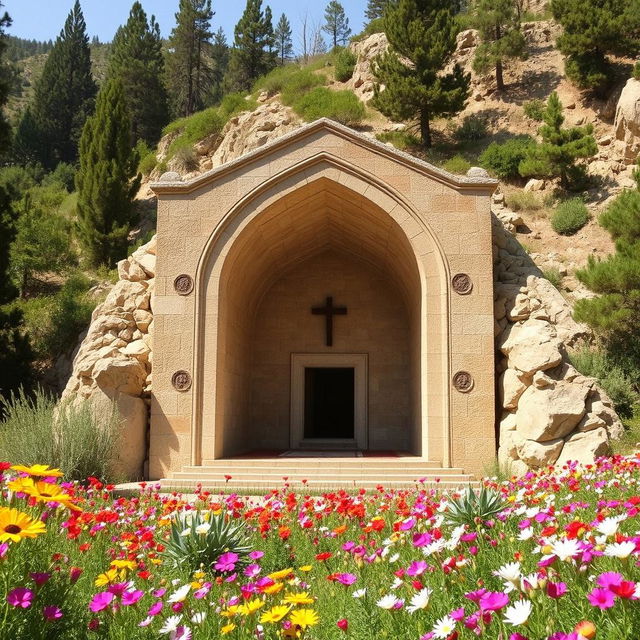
[244,564,261,577]
[335,573,357,586]
[69,567,83,583]
[546,582,567,598]
[43,606,63,621]
[215,552,238,572]
[89,591,115,612]
[509,634,531,640]
[0,543,8,559]
[122,590,144,606]
[248,550,264,560]
[407,561,427,577]
[148,601,163,616]
[337,618,348,631]
[412,532,431,547]
[465,589,487,603]
[596,572,623,589]
[451,607,465,621]
[173,626,192,640]
[193,583,211,599]
[7,588,34,608]
[479,591,509,611]
[399,517,416,531]
[152,588,166,598]
[587,587,615,610]
[30,572,51,586]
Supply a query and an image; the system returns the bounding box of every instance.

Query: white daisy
[171,626,192,640]
[493,561,521,584]
[518,527,534,541]
[596,516,624,538]
[503,599,532,626]
[422,539,446,556]
[432,615,456,639]
[604,541,636,559]
[195,522,211,535]
[407,588,432,614]
[352,588,367,599]
[550,538,581,561]
[159,615,183,634]
[168,584,191,603]
[390,577,403,590]
[376,594,401,610]
[388,553,400,563]
[191,612,206,624]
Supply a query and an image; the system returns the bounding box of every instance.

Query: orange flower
[11,464,63,477]
[574,621,596,640]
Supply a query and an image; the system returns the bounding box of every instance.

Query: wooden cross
[311,296,347,347]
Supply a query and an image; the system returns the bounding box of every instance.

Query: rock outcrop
[347,32,389,102]
[614,78,640,163]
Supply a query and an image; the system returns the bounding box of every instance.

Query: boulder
[556,427,610,466]
[456,29,478,49]
[499,369,527,410]
[347,32,389,101]
[613,78,640,163]
[515,380,589,441]
[500,318,563,375]
[93,357,147,396]
[516,438,564,468]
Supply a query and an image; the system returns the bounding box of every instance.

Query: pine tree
[226,0,276,92]
[24,1,96,168]
[372,0,470,148]
[519,91,597,190]
[108,1,169,147]
[0,3,11,153]
[274,13,293,65]
[365,0,389,21]
[551,0,640,94]
[166,0,214,117]
[209,28,229,104]
[75,79,141,268]
[472,0,526,91]
[323,1,351,49]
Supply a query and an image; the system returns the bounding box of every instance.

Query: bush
[453,115,488,142]
[523,99,545,121]
[219,92,256,119]
[172,146,199,172]
[505,190,542,212]
[163,107,225,159]
[376,130,421,149]
[254,66,327,105]
[442,154,471,175]
[41,162,76,192]
[0,390,118,481]
[138,151,157,176]
[633,61,640,81]
[542,267,563,289]
[565,53,610,95]
[479,136,536,180]
[334,48,357,82]
[551,198,589,235]
[292,87,365,125]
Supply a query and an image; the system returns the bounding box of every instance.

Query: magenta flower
[148,601,163,616]
[587,587,615,610]
[407,561,427,577]
[244,564,261,578]
[0,543,8,558]
[152,588,166,598]
[7,588,33,608]
[193,583,211,599]
[479,591,509,611]
[108,582,132,597]
[451,607,465,621]
[335,573,357,586]
[509,634,531,640]
[43,606,63,621]
[399,517,416,531]
[596,572,623,589]
[89,591,115,612]
[546,582,567,598]
[248,550,264,560]
[122,590,144,606]
[30,572,51,586]
[412,532,431,547]
[464,589,487,603]
[215,551,238,572]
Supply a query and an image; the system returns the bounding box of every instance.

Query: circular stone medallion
[453,370,474,393]
[452,273,473,295]
[172,370,192,392]
[174,274,194,296]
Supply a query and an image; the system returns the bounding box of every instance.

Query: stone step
[198,458,449,469]
[171,470,472,482]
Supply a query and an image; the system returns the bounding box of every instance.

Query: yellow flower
[260,605,290,623]
[220,605,240,618]
[289,609,319,629]
[95,568,118,586]
[221,623,236,635]
[283,592,314,605]
[7,477,35,494]
[238,599,264,615]
[0,507,46,543]
[268,567,293,581]
[298,565,312,572]
[263,582,284,595]
[25,481,80,510]
[193,570,206,580]
[11,464,63,477]
[111,559,137,571]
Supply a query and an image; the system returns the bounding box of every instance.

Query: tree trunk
[496,60,504,91]
[420,111,432,148]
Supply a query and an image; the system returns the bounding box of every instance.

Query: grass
[291,87,366,125]
[612,410,640,455]
[376,131,421,150]
[253,65,327,104]
[505,190,543,212]
[442,154,472,175]
[542,267,563,288]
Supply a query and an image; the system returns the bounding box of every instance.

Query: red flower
[337,619,348,631]
[315,552,332,561]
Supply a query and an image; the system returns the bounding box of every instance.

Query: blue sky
[5,0,369,52]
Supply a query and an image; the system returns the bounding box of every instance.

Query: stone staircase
[162,455,475,492]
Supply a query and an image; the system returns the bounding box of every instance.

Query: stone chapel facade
[149,119,498,479]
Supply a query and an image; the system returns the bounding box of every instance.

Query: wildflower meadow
[1,456,640,639]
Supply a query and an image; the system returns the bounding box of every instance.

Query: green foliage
[551,0,640,94]
[372,0,470,147]
[634,61,640,80]
[479,135,536,179]
[166,0,214,117]
[570,347,638,418]
[164,107,225,157]
[365,0,390,22]
[334,47,357,82]
[76,79,141,268]
[218,92,256,118]
[254,65,327,105]
[19,1,96,168]
[138,151,157,176]
[519,91,596,190]
[551,197,589,235]
[453,114,488,142]
[323,1,352,49]
[208,29,230,106]
[442,154,472,174]
[505,190,542,211]
[472,0,526,91]
[542,267,563,288]
[292,87,365,125]
[0,3,12,154]
[376,130,421,149]
[162,510,252,572]
[108,1,169,146]
[523,99,545,121]
[0,390,118,481]
[42,162,76,193]
[274,13,293,65]
[445,486,506,528]
[173,146,199,172]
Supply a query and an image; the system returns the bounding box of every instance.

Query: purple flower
[148,601,163,616]
[152,588,167,598]
[43,606,63,621]
[122,590,144,606]
[248,550,264,560]
[335,573,357,586]
[406,561,427,577]
[0,543,8,558]
[450,607,465,621]
[7,588,34,608]
[412,532,431,547]
[244,564,261,578]
[89,591,115,613]
[587,587,615,610]
[479,591,509,611]
[509,634,531,640]
[30,572,51,586]
[546,582,567,598]
[108,582,132,597]
[464,589,487,603]
[215,552,238,572]
[399,517,416,531]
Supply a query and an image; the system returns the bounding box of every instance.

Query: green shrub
[376,130,421,149]
[334,48,357,82]
[565,53,610,94]
[479,136,536,180]
[292,87,365,125]
[505,190,542,212]
[445,486,506,528]
[523,99,545,121]
[542,267,563,288]
[280,69,327,106]
[219,92,256,118]
[138,151,157,176]
[633,61,640,81]
[442,154,472,175]
[41,162,76,192]
[454,115,488,142]
[0,390,118,481]
[173,146,200,172]
[164,107,225,159]
[551,198,589,235]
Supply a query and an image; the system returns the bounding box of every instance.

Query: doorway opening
[304,367,355,439]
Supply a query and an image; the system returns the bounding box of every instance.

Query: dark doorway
[304,367,354,439]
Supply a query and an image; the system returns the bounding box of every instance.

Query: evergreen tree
[551,0,640,94]
[323,1,351,49]
[264,5,277,68]
[108,1,169,147]
[372,0,470,148]
[226,0,276,91]
[0,4,11,153]
[75,79,141,268]
[472,0,526,91]
[365,0,389,21]
[22,1,96,168]
[166,0,214,117]
[274,13,293,65]
[519,91,597,190]
[209,28,229,104]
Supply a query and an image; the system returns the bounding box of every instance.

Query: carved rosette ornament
[452,273,473,295]
[172,370,192,392]
[453,371,474,393]
[174,274,194,296]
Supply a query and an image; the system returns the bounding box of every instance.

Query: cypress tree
[75,79,141,268]
[274,13,293,66]
[108,1,169,147]
[519,91,596,190]
[472,0,526,91]
[323,1,351,49]
[372,0,470,148]
[365,0,389,22]
[25,1,96,168]
[166,0,214,117]
[226,0,277,92]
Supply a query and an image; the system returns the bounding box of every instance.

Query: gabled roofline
[150,117,498,196]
